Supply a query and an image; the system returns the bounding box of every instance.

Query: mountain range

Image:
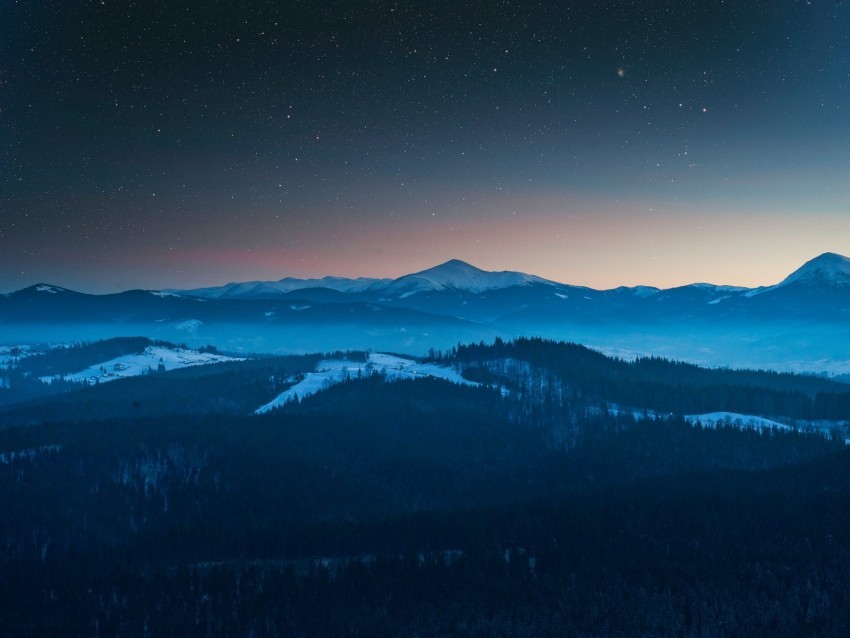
[175,252,850,303]
[176,259,552,299]
[2,252,850,374]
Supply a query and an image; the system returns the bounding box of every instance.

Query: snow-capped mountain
[163,254,850,304]
[740,252,850,303]
[773,252,850,289]
[380,259,555,295]
[4,283,76,297]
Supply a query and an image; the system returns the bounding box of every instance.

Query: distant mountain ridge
[164,253,850,301]
[179,275,391,299]
[2,252,849,375]
[7,252,849,301]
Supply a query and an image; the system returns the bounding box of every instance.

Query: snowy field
[255,353,476,414]
[684,412,792,432]
[686,411,849,444]
[40,346,243,385]
[605,405,848,443]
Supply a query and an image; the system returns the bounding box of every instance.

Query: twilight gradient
[2,1,849,293]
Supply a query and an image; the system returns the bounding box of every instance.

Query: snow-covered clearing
[255,353,476,414]
[0,345,37,370]
[0,444,62,464]
[607,406,794,433]
[605,405,848,443]
[684,411,792,432]
[605,405,662,420]
[686,412,849,444]
[40,346,243,385]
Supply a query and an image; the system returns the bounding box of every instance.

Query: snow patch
[175,319,203,332]
[35,285,60,294]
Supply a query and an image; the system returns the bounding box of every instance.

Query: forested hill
[2,336,850,635]
[1,373,849,636]
[3,336,848,428]
[446,337,850,421]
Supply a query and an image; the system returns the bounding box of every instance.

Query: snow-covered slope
[255,353,477,413]
[41,346,243,385]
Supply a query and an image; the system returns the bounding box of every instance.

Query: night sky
[2,1,849,293]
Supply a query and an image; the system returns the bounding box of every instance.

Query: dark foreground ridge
[1,337,850,636]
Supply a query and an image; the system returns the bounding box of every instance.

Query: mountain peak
[390,259,551,294]
[779,252,850,288]
[416,259,485,276]
[438,258,477,267]
[20,284,72,295]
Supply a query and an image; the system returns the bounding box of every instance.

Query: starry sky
[2,0,849,293]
